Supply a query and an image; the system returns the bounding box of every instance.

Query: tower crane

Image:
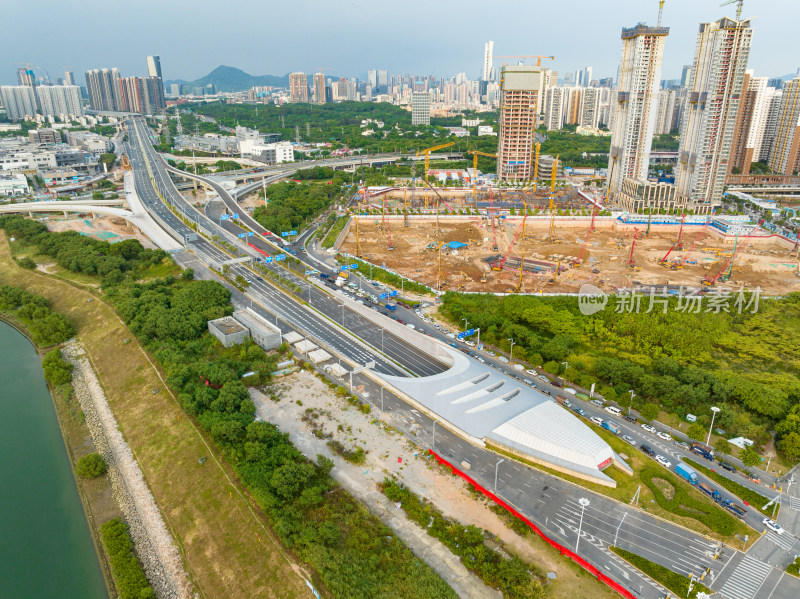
[416,141,455,183]
[468,150,497,195]
[548,155,559,241]
[531,142,541,190]
[495,55,555,67]
[627,228,640,268]
[720,0,744,21]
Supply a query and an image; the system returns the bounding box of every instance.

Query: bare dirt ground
[254,369,618,599]
[340,218,800,295]
[46,215,158,248]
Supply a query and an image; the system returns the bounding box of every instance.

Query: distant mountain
[165,65,292,92]
[775,71,800,82]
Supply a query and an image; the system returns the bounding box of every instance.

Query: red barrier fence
[428,449,637,599]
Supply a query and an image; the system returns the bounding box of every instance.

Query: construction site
[337,211,800,296]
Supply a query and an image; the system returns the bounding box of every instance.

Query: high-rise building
[16,68,36,87]
[0,86,37,120]
[496,65,544,181]
[146,55,162,79]
[728,72,757,174]
[564,87,584,125]
[680,65,692,87]
[377,70,388,94]
[759,89,784,162]
[85,68,122,111]
[313,72,326,104]
[675,17,752,208]
[289,72,309,103]
[368,69,377,91]
[584,66,593,87]
[743,76,770,162]
[607,22,669,203]
[544,86,566,130]
[654,89,677,134]
[767,77,800,175]
[119,76,165,115]
[411,92,431,126]
[482,41,494,81]
[580,87,601,129]
[64,70,75,86]
[35,85,83,118]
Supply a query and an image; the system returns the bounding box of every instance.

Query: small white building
[0,172,30,196]
[477,125,496,136]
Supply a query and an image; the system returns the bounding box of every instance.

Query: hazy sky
[2,0,798,86]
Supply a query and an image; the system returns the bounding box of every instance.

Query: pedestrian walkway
[764,530,798,552]
[788,496,800,511]
[718,555,773,599]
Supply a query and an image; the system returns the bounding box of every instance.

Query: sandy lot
[340,217,800,295]
[46,215,158,248]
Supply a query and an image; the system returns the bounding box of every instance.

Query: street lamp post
[613,512,627,548]
[462,318,470,334]
[628,390,635,416]
[494,459,505,493]
[707,406,721,446]
[576,497,590,553]
[508,338,515,362]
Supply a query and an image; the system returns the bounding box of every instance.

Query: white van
[604,406,622,417]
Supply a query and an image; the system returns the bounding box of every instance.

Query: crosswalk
[789,495,800,511]
[764,529,798,552]
[718,555,772,599]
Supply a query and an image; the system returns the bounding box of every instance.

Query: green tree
[76,453,108,478]
[740,445,762,468]
[41,348,74,385]
[92,190,104,200]
[779,432,800,462]
[640,403,660,422]
[686,423,707,441]
[714,438,730,459]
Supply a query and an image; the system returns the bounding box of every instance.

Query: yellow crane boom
[416,141,455,183]
[468,150,497,193]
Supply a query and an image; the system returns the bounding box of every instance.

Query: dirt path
[64,341,192,599]
[255,370,617,599]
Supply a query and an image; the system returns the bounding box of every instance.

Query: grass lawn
[488,418,753,546]
[321,216,349,249]
[0,231,310,599]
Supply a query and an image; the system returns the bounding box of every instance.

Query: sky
[2,0,798,86]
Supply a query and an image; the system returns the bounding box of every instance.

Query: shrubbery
[76,453,108,478]
[99,518,154,599]
[382,478,545,599]
[640,467,737,535]
[0,284,75,346]
[609,546,710,598]
[41,348,73,385]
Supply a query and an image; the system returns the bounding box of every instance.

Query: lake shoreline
[0,314,118,599]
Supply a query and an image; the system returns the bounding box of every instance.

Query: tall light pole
[494,458,505,493]
[508,338,515,362]
[613,512,627,548]
[462,318,470,334]
[706,406,721,446]
[628,390,635,416]
[576,497,590,553]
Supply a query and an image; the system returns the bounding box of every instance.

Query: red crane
[578,203,601,264]
[493,212,529,270]
[660,214,687,265]
[489,188,499,251]
[627,227,640,268]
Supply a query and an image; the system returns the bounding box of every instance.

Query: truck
[697,483,722,502]
[335,276,346,287]
[675,463,699,485]
[385,302,397,311]
[720,499,747,518]
[690,442,715,461]
[601,421,621,435]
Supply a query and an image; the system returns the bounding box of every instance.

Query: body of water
[0,321,108,598]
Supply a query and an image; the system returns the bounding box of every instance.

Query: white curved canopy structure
[380,346,629,486]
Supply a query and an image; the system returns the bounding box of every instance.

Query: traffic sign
[457,332,465,340]
[237,232,254,238]
[289,230,298,236]
[349,263,358,269]
[275,254,287,261]
[265,256,273,263]
[389,290,398,297]
[379,293,388,299]
[220,214,230,221]
[281,232,288,237]
[231,213,239,219]
[341,265,349,271]
[466,328,475,336]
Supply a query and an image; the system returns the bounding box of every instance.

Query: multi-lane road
[124,117,800,599]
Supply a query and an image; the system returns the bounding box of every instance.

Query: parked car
[640,423,657,434]
[622,435,636,446]
[572,406,586,417]
[762,518,784,535]
[590,399,605,408]
[526,369,538,376]
[674,441,691,450]
[640,444,656,457]
[590,416,604,427]
[498,356,510,364]
[655,455,672,468]
[657,431,673,442]
[624,414,637,423]
[538,375,550,383]
[564,388,577,395]
[719,460,737,473]
[397,319,406,325]
[486,351,497,357]
[512,363,524,371]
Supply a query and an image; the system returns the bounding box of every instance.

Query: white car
[465,341,476,347]
[512,363,524,371]
[446,333,456,339]
[564,388,577,395]
[590,416,604,426]
[406,323,415,330]
[762,518,784,535]
[655,455,672,468]
[656,431,672,442]
[526,369,538,376]
[622,435,637,446]
[640,423,657,434]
